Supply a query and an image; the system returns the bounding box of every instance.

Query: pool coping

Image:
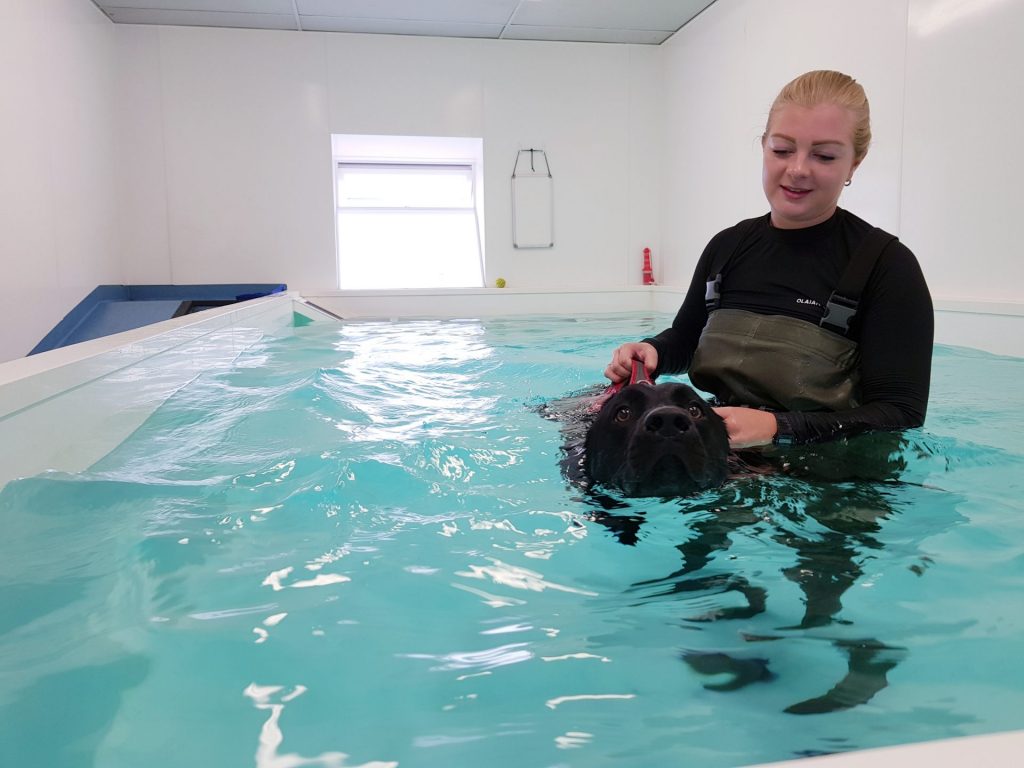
[0,293,333,488]
[0,292,1021,765]
[298,287,1024,358]
[745,729,1024,767]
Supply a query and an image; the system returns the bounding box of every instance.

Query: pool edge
[742,728,1024,767]
[0,293,314,489]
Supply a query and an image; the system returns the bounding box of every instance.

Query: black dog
[583,379,731,497]
[562,374,905,497]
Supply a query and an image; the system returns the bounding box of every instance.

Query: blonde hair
[766,70,871,163]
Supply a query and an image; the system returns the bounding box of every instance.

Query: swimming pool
[1,309,1023,767]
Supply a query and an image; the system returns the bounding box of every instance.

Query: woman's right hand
[604,342,659,383]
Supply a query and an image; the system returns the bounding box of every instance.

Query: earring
[844,179,852,186]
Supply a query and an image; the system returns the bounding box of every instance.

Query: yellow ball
[495,277,507,288]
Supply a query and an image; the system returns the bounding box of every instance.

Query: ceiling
[90,0,717,45]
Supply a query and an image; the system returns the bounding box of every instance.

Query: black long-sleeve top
[645,209,934,444]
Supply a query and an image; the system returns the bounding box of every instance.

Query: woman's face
[762,103,861,229]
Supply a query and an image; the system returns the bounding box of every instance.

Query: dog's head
[584,381,730,497]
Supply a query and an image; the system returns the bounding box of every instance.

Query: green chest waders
[690,309,860,412]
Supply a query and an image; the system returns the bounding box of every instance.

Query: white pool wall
[303,288,1024,360]
[750,729,1024,768]
[0,294,330,489]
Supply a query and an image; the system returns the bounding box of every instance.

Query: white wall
[115,27,665,296]
[659,0,1024,317]
[3,0,1023,364]
[901,0,1024,303]
[659,0,909,287]
[119,0,1021,309]
[0,0,119,363]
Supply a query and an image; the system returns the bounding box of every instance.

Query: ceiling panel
[93,0,718,44]
[300,16,504,38]
[103,8,299,30]
[296,0,519,25]
[510,0,711,32]
[501,25,669,45]
[103,0,295,11]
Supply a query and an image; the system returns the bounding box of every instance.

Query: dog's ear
[582,388,643,480]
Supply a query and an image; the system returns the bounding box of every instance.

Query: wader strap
[820,227,898,336]
[704,217,762,311]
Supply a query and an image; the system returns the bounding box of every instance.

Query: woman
[606,70,933,449]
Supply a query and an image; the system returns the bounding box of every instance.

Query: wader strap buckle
[821,293,858,334]
[702,216,761,313]
[819,227,898,337]
[705,274,722,311]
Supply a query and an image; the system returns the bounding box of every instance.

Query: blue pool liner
[29,283,287,355]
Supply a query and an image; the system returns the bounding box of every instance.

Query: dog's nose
[644,406,692,437]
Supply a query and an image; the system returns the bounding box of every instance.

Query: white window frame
[331,135,486,290]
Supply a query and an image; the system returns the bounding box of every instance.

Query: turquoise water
[2,314,1024,768]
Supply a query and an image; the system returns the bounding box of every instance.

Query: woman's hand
[713,406,778,449]
[605,342,658,383]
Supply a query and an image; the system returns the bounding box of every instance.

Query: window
[333,136,485,290]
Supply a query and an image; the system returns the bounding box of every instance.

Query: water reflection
[584,439,966,716]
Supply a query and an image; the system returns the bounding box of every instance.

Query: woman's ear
[845,155,864,185]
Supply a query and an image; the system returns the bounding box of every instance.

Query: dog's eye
[687,404,703,419]
[614,406,632,423]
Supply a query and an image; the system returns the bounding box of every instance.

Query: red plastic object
[642,247,655,285]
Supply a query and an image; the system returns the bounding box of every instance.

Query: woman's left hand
[713,406,778,449]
